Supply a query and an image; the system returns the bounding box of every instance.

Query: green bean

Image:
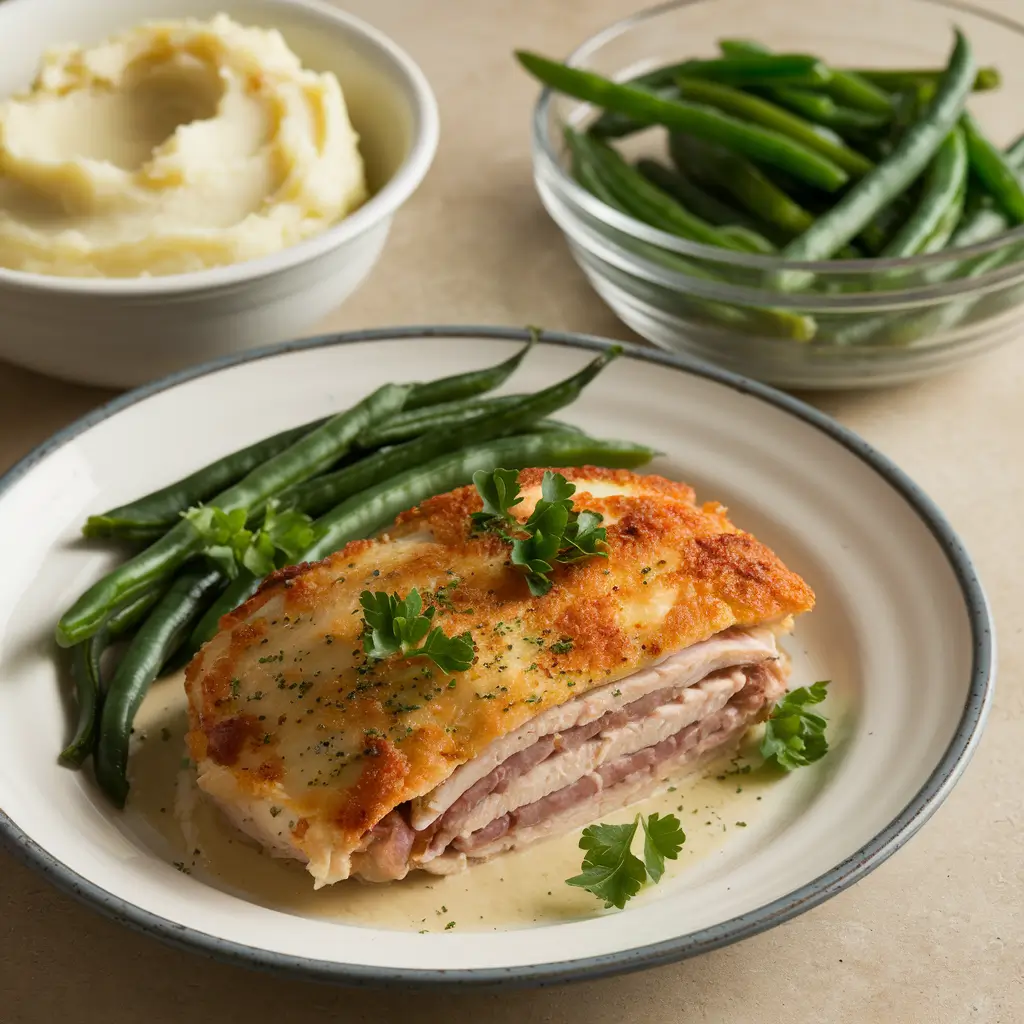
[952,136,1024,247]
[359,395,521,448]
[83,340,543,538]
[572,142,621,205]
[952,201,1012,248]
[82,524,164,545]
[589,88,678,139]
[60,636,105,767]
[94,567,224,806]
[831,188,1012,347]
[56,383,409,648]
[866,244,1013,347]
[776,30,975,287]
[858,198,913,253]
[568,130,772,252]
[87,346,540,542]
[404,334,535,410]
[633,160,766,230]
[303,432,656,563]
[761,87,891,133]
[669,133,814,236]
[569,142,817,340]
[606,55,831,93]
[58,584,169,767]
[517,51,849,191]
[719,38,892,115]
[663,137,863,255]
[830,135,1024,345]
[823,70,894,115]
[188,571,262,651]
[104,587,167,638]
[673,55,832,86]
[282,347,621,518]
[720,44,887,132]
[672,78,873,176]
[589,54,835,139]
[590,71,865,142]
[854,67,1000,93]
[881,128,968,257]
[753,164,833,213]
[371,396,578,452]
[82,419,329,540]
[920,179,967,253]
[961,111,1024,223]
[891,84,934,139]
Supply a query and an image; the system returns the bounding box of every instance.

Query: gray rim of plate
[0,325,996,990]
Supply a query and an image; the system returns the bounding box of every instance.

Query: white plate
[0,327,994,986]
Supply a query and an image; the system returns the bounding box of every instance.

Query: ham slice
[353,628,788,881]
[421,667,750,860]
[409,626,779,830]
[463,676,782,860]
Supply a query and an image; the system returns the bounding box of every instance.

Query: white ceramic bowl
[0,0,439,388]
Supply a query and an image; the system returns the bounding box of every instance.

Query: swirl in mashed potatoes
[0,15,367,277]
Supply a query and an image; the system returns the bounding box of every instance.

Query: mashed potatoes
[0,15,368,277]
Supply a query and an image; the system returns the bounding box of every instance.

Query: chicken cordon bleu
[184,467,815,886]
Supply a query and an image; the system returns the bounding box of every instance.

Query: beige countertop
[0,1,1021,1021]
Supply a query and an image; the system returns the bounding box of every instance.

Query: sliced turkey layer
[456,660,787,862]
[353,661,785,880]
[409,625,779,830]
[421,666,750,860]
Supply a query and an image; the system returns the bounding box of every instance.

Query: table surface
[1,1,1021,1021]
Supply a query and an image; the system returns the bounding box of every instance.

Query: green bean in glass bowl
[525,0,1024,388]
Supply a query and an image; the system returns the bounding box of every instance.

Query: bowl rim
[0,323,996,989]
[0,0,440,295]
[530,0,1024,278]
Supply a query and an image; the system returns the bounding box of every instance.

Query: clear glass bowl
[531,0,1024,388]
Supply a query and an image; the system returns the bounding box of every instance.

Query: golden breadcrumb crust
[184,468,814,862]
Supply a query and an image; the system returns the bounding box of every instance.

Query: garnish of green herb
[470,468,524,532]
[760,680,831,771]
[359,588,475,673]
[184,500,314,579]
[566,812,685,909]
[471,468,608,596]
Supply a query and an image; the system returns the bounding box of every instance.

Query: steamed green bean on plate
[519,12,1024,387]
[55,336,658,806]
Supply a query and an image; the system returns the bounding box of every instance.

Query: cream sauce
[126,671,781,931]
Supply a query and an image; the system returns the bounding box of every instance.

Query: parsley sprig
[760,680,831,770]
[566,812,685,909]
[359,588,475,674]
[472,468,608,596]
[568,682,830,909]
[184,500,314,579]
